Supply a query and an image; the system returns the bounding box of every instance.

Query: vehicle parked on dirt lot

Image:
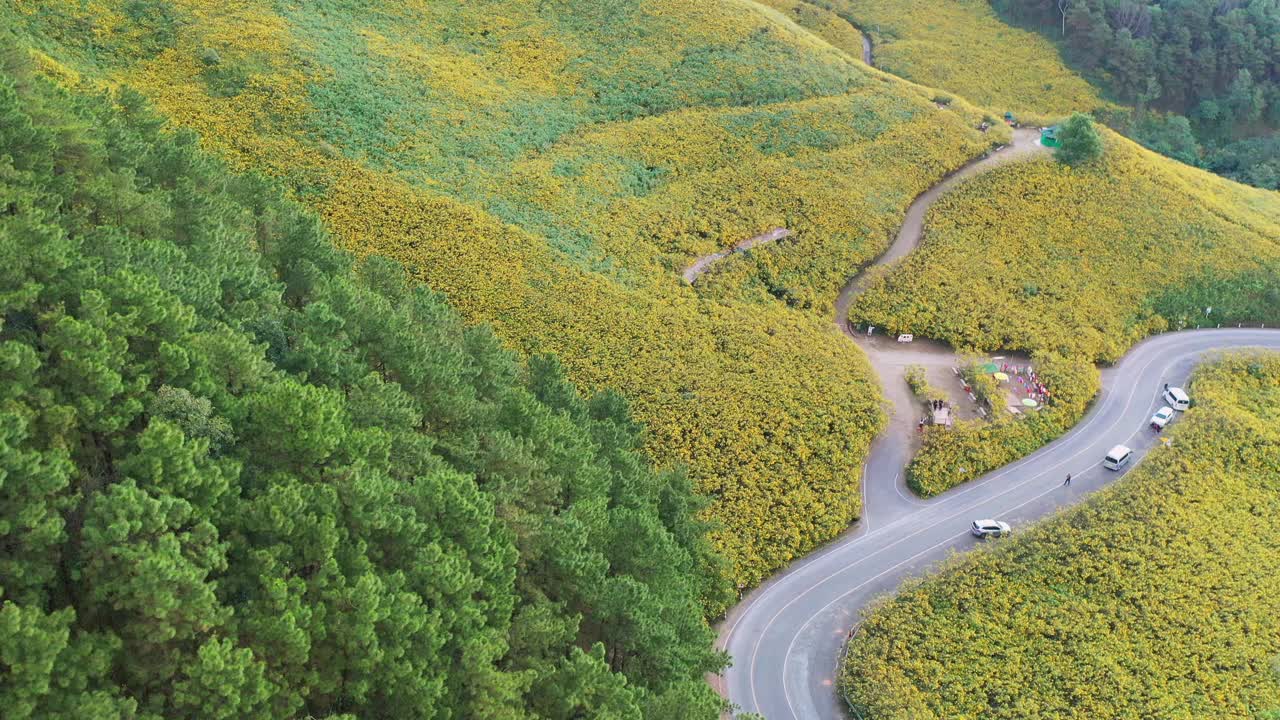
[971,519,1012,538]
[1150,406,1175,430]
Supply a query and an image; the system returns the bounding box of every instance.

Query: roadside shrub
[905,364,948,404]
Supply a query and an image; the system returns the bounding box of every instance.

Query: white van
[1103,444,1132,471]
[1163,386,1190,411]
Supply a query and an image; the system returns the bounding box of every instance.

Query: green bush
[1054,112,1104,166]
[959,356,1001,407]
[904,364,948,404]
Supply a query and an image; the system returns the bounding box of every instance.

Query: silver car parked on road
[971,519,1011,538]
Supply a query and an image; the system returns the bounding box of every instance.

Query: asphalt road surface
[720,327,1280,720]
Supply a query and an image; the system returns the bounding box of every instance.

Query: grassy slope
[850,130,1280,363]
[752,0,867,58]
[5,0,1005,587]
[808,0,1278,501]
[841,352,1280,719]
[811,0,1279,363]
[804,0,1110,121]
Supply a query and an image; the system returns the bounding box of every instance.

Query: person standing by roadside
[1063,473,1072,486]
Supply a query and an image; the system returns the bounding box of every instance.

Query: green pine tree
[1054,112,1105,166]
[0,40,727,720]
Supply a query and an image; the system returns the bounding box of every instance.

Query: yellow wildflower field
[807,0,1110,121]
[508,90,1002,310]
[851,130,1280,363]
[751,0,867,59]
[5,0,1006,586]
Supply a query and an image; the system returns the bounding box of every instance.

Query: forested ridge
[0,46,729,720]
[2,0,1021,587]
[991,0,1280,188]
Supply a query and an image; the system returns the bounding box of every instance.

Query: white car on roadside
[971,519,1011,538]
[1163,387,1190,411]
[1150,406,1175,430]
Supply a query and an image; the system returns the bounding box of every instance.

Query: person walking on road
[1064,473,1072,487]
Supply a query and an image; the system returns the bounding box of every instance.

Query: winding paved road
[822,126,1047,525]
[706,82,1280,719]
[721,328,1280,719]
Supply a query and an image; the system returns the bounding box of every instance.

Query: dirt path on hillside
[682,227,792,284]
[829,126,1046,505]
[684,130,1043,290]
[682,126,1047,543]
[834,126,1046,330]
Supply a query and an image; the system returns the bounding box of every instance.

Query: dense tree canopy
[992,0,1280,187]
[0,46,728,720]
[993,0,1279,120]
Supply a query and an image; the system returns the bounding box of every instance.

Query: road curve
[711,98,1274,719]
[719,327,1280,719]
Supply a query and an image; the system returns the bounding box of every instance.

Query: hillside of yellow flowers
[842,352,1280,719]
[4,0,1012,588]
[851,130,1280,364]
[753,0,866,59]
[514,91,1004,311]
[804,0,1109,121]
